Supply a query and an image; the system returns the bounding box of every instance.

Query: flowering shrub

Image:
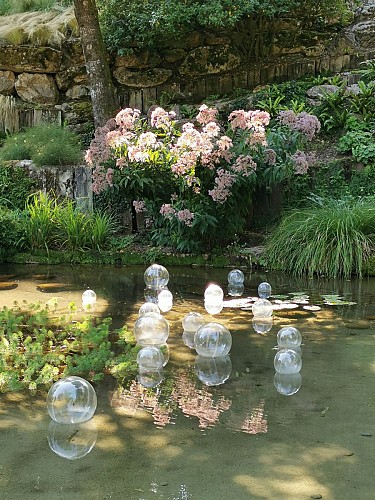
[85,104,320,252]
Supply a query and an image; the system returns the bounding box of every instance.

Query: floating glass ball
[274,348,302,374]
[258,282,272,299]
[144,287,159,304]
[47,420,97,460]
[194,322,232,358]
[137,345,164,370]
[158,343,170,367]
[227,284,244,297]
[182,312,205,333]
[182,331,195,349]
[138,368,164,388]
[252,298,273,318]
[134,312,169,346]
[252,317,273,334]
[204,301,223,315]
[82,289,96,311]
[157,289,173,313]
[204,284,224,305]
[274,372,302,396]
[227,269,245,285]
[277,326,302,349]
[46,376,97,424]
[138,302,160,317]
[194,355,232,386]
[144,264,169,290]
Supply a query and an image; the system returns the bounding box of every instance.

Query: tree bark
[73,0,118,128]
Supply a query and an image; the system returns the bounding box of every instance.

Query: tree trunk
[73,0,118,128]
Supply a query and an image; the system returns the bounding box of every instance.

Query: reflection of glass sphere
[182,312,205,333]
[138,302,160,317]
[277,326,302,348]
[258,282,272,299]
[157,289,173,312]
[144,264,169,290]
[134,312,169,346]
[227,284,244,297]
[204,284,224,305]
[144,287,159,304]
[274,372,302,396]
[46,376,97,424]
[194,355,232,386]
[47,420,97,460]
[182,331,195,349]
[274,349,302,374]
[194,322,232,357]
[138,368,164,388]
[252,317,273,334]
[252,298,273,318]
[158,343,170,367]
[227,269,245,285]
[82,290,96,310]
[204,301,223,315]
[137,345,164,370]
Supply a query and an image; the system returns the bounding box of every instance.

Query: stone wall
[0,3,374,134]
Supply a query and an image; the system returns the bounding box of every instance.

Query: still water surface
[0,264,374,500]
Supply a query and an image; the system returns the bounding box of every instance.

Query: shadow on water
[0,264,374,499]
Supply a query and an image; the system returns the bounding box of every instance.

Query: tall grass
[25,191,58,250]
[265,196,375,278]
[89,211,117,251]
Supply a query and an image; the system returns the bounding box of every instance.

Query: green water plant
[265,196,375,278]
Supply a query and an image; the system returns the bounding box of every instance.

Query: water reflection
[274,372,303,396]
[194,355,232,386]
[47,420,97,460]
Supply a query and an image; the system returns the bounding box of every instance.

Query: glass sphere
[46,376,97,424]
[194,355,232,386]
[252,317,273,334]
[252,298,273,318]
[137,345,164,370]
[182,330,195,349]
[138,302,160,317]
[157,289,173,313]
[144,287,159,304]
[204,284,224,305]
[144,264,169,290]
[182,312,205,333]
[277,326,302,348]
[138,368,164,388]
[134,312,169,346]
[158,343,170,367]
[47,420,97,460]
[274,348,302,374]
[204,301,224,315]
[227,269,245,285]
[194,322,232,357]
[258,282,272,299]
[82,289,96,311]
[274,372,302,396]
[228,284,244,297]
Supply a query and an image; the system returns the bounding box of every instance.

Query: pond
[0,263,374,500]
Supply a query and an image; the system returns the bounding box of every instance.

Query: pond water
[0,264,374,500]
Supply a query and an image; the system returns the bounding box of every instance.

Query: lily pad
[0,282,18,291]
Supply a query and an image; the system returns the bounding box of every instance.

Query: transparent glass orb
[194,355,232,386]
[138,368,164,388]
[252,298,273,318]
[46,376,97,424]
[227,284,244,297]
[227,269,244,285]
[252,317,273,334]
[194,322,232,357]
[274,372,302,396]
[138,302,160,317]
[134,312,169,346]
[204,284,224,305]
[136,345,164,370]
[157,289,173,313]
[144,264,169,290]
[182,330,195,349]
[158,343,170,367]
[47,420,97,460]
[274,348,302,374]
[258,282,272,299]
[204,301,223,315]
[144,287,159,304]
[182,312,205,333]
[277,326,302,348]
[82,289,96,311]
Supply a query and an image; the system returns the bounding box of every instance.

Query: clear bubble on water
[227,269,244,285]
[144,264,169,290]
[252,298,273,318]
[258,282,272,299]
[138,302,160,317]
[157,289,173,312]
[204,301,223,315]
[204,284,224,305]
[274,348,302,374]
[82,289,96,311]
[252,317,273,334]
[194,355,232,386]
[138,368,164,388]
[46,376,97,424]
[277,326,302,348]
[227,284,244,297]
[182,312,205,333]
[47,420,97,460]
[194,322,232,357]
[136,345,164,370]
[134,312,169,346]
[274,372,302,396]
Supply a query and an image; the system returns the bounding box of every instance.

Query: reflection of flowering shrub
[86,104,320,252]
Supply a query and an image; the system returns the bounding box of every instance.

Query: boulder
[179,45,241,76]
[114,67,172,88]
[15,73,59,105]
[0,70,15,94]
[0,45,62,73]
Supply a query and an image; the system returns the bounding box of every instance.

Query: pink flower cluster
[160,204,194,226]
[208,168,237,203]
[278,110,321,141]
[150,107,176,129]
[196,104,218,125]
[228,109,270,146]
[232,155,257,176]
[133,200,146,213]
[291,150,316,175]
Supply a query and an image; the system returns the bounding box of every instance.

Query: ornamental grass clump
[265,196,375,278]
